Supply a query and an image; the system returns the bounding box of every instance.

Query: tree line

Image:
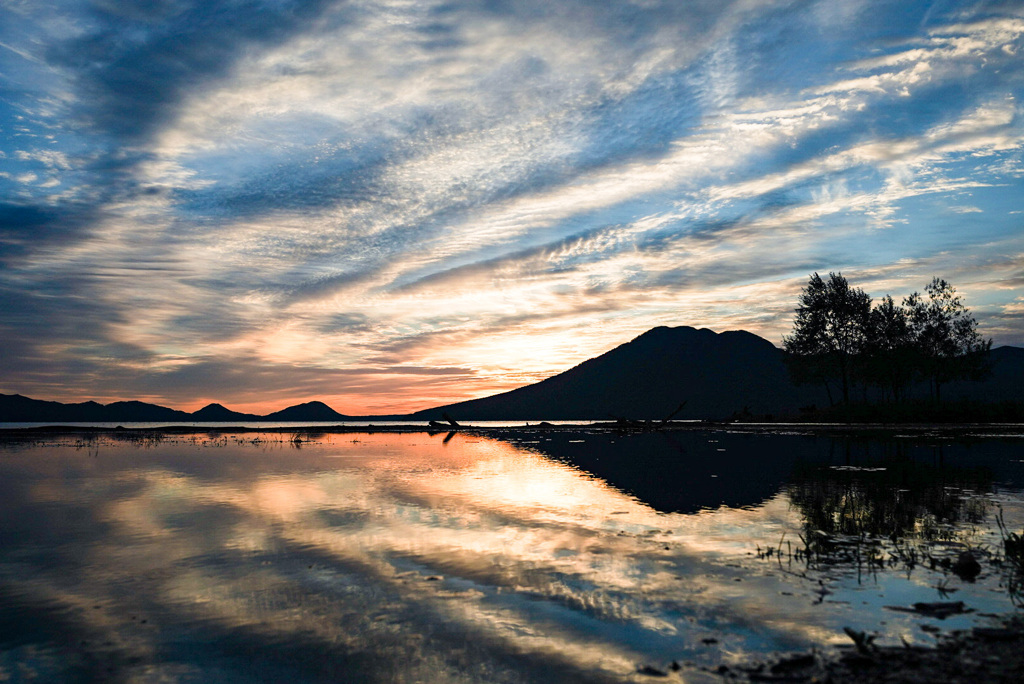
[783,273,991,406]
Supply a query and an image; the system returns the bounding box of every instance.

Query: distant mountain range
[0,395,353,423]
[3,326,1023,422]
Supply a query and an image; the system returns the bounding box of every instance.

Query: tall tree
[904,278,991,401]
[784,272,872,405]
[863,295,915,402]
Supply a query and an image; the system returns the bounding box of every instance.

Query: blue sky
[1,0,1022,414]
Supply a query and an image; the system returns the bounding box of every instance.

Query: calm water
[1,429,1022,682]
[0,421,607,430]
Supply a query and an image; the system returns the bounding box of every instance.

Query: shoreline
[2,420,1024,439]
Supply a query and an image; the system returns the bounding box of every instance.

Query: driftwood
[429,413,461,430]
[428,411,464,428]
[607,414,645,427]
[662,401,688,424]
[605,401,688,431]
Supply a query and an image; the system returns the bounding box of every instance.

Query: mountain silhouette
[412,326,828,420]
[101,400,192,421]
[0,395,352,423]
[942,345,1024,401]
[189,403,262,421]
[264,401,348,421]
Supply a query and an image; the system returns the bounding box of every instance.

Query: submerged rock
[885,601,971,619]
[952,551,982,581]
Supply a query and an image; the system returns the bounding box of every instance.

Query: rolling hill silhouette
[0,394,189,423]
[942,345,1024,401]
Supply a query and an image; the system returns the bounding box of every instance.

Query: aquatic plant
[995,505,1024,572]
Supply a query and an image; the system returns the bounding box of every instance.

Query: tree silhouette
[863,295,915,402]
[905,278,991,401]
[785,275,991,409]
[783,272,872,405]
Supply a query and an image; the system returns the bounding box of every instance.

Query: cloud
[0,200,103,264]
[1,0,1023,410]
[50,0,340,144]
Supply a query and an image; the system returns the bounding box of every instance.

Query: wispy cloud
[1,0,1023,411]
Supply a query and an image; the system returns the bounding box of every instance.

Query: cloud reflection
[2,432,1022,681]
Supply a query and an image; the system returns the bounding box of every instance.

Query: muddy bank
[702,616,1024,683]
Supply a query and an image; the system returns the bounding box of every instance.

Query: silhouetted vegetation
[996,507,1024,603]
[783,272,872,405]
[784,273,991,410]
[905,278,992,401]
[794,398,1024,423]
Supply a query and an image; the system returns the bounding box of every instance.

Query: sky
[1,0,1023,415]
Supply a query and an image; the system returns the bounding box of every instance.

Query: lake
[1,428,1022,682]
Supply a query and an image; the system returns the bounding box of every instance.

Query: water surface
[1,429,1022,682]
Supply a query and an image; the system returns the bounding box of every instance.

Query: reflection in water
[526,430,1024,596]
[0,431,1022,682]
[500,430,806,513]
[789,457,991,541]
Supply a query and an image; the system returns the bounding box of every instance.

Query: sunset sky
[2,0,1023,415]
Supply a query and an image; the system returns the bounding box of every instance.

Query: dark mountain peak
[631,325,709,343]
[594,326,771,370]
[296,400,330,409]
[719,328,768,341]
[718,328,783,351]
[190,403,260,421]
[629,326,770,354]
[265,401,350,421]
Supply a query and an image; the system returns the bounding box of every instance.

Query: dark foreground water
[1,429,1022,683]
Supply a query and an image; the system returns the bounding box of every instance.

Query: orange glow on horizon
[15,376,541,418]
